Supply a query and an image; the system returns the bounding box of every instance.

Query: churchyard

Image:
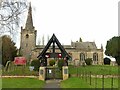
[1,64,119,89]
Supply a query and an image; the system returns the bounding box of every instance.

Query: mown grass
[2,78,45,88]
[60,77,91,88]
[69,65,118,75]
[2,65,38,76]
[60,77,118,88]
[89,77,118,88]
[0,78,2,89]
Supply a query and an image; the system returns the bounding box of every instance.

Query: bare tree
[47,35,50,42]
[0,0,28,36]
[42,35,45,45]
[37,37,41,45]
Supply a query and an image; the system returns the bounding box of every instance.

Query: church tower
[20,3,37,61]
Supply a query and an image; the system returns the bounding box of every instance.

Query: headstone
[29,66,34,71]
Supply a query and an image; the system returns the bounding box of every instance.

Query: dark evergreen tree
[1,35,17,66]
[105,36,120,65]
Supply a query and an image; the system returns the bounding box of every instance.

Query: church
[20,4,103,65]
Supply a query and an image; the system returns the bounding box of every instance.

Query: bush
[49,60,55,66]
[31,59,40,71]
[85,58,92,65]
[104,57,111,65]
[58,59,64,70]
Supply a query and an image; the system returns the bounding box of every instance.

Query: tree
[79,37,82,42]
[1,35,17,66]
[31,59,40,71]
[0,0,28,35]
[58,59,64,70]
[42,35,45,45]
[85,58,92,65]
[105,36,120,65]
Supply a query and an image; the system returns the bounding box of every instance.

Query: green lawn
[2,65,119,89]
[60,77,91,88]
[2,65,118,76]
[2,78,45,88]
[60,77,118,88]
[2,65,38,76]
[0,78,2,89]
[69,65,118,75]
[89,77,118,88]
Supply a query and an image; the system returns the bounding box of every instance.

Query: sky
[17,0,119,56]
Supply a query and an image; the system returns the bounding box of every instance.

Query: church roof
[35,41,97,51]
[35,45,74,49]
[71,41,97,50]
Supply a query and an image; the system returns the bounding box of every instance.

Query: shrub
[104,57,111,65]
[58,59,64,70]
[85,58,92,65]
[31,59,40,71]
[49,60,55,66]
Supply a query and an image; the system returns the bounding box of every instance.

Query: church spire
[25,3,34,30]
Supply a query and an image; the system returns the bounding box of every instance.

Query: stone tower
[20,3,37,61]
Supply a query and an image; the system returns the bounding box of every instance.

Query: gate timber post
[39,67,46,81]
[62,66,69,80]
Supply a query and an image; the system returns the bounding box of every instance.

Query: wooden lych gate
[37,34,71,80]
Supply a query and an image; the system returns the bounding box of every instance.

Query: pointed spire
[25,2,34,30]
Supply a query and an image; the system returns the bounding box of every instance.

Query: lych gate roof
[37,34,71,59]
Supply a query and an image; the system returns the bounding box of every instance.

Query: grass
[2,78,45,88]
[61,65,119,89]
[60,77,118,88]
[2,65,38,76]
[60,77,91,88]
[69,65,118,75]
[1,65,119,89]
[89,77,118,88]
[0,78,2,89]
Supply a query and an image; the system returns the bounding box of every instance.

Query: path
[43,79,62,90]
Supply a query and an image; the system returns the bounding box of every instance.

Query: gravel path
[43,79,62,90]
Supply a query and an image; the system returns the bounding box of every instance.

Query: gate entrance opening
[46,67,62,80]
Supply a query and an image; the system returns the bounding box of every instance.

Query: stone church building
[20,5,103,65]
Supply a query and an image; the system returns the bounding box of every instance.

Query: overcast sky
[17,0,119,54]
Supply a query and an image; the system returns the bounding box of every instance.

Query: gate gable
[37,34,71,59]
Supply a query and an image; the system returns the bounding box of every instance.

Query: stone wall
[30,48,103,65]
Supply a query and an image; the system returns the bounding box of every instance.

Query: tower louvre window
[26,34,29,38]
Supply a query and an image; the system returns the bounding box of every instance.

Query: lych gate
[37,34,71,80]
[37,34,71,65]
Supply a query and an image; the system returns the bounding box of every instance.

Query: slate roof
[71,41,97,50]
[35,41,97,51]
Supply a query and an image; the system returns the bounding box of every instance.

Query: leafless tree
[42,35,45,45]
[0,0,28,36]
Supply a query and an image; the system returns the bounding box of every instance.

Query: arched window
[80,53,85,61]
[93,53,98,61]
